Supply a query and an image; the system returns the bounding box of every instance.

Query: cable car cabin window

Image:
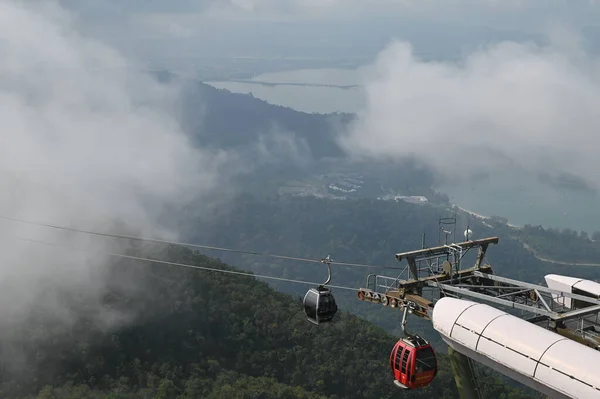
[304,290,318,320]
[318,294,336,316]
[415,346,436,373]
[400,348,409,373]
[394,348,402,371]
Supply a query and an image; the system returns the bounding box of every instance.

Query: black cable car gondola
[303,256,338,325]
[389,334,437,389]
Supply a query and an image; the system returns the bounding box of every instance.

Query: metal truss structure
[357,233,600,351]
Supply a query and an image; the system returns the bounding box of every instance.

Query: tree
[155,379,177,399]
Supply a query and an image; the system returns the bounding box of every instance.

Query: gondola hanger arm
[320,255,333,286]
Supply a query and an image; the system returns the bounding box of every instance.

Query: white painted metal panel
[433,297,600,399]
[449,302,508,350]
[477,336,540,377]
[450,321,480,349]
[545,274,580,308]
[440,335,572,399]
[481,315,565,360]
[476,315,562,377]
[431,297,477,337]
[535,363,600,399]
[545,274,582,287]
[538,339,600,393]
[454,302,507,335]
[573,280,600,297]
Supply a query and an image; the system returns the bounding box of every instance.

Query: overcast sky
[56,1,600,61]
[61,0,600,23]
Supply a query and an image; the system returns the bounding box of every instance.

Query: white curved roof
[432,297,600,398]
[546,274,584,288]
[545,274,600,308]
[573,279,600,297]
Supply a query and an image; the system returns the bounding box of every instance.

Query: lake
[206,68,367,114]
[206,68,600,234]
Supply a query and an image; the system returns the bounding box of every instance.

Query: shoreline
[450,204,521,230]
[450,203,600,266]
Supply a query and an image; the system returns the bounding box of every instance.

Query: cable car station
[308,217,600,398]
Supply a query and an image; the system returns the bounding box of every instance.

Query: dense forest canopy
[519,224,600,265]
[0,245,533,399]
[151,71,352,159]
[183,194,600,295]
[178,194,600,352]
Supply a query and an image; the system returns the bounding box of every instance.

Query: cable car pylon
[349,212,600,398]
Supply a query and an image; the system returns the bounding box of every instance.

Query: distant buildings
[326,175,364,194]
[280,174,430,203]
[377,195,429,204]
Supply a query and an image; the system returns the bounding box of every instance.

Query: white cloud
[0,0,239,359]
[338,32,600,189]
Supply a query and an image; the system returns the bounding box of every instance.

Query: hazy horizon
[59,1,600,67]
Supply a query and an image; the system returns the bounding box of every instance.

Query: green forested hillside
[518,224,600,264]
[180,193,600,357]
[162,75,352,159]
[0,245,532,399]
[184,195,600,300]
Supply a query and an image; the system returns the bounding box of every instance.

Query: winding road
[521,242,600,267]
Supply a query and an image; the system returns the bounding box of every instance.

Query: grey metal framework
[356,234,600,351]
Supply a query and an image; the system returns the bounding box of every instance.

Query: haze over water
[206,68,366,114]
[207,68,600,234]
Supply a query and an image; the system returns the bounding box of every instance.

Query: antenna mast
[438,216,457,245]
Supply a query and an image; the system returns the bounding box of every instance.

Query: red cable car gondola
[389,334,437,389]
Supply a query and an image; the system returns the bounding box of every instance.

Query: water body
[437,173,600,234]
[206,68,367,114]
[206,68,600,233]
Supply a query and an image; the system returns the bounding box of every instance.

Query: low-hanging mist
[338,32,600,190]
[0,0,240,371]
